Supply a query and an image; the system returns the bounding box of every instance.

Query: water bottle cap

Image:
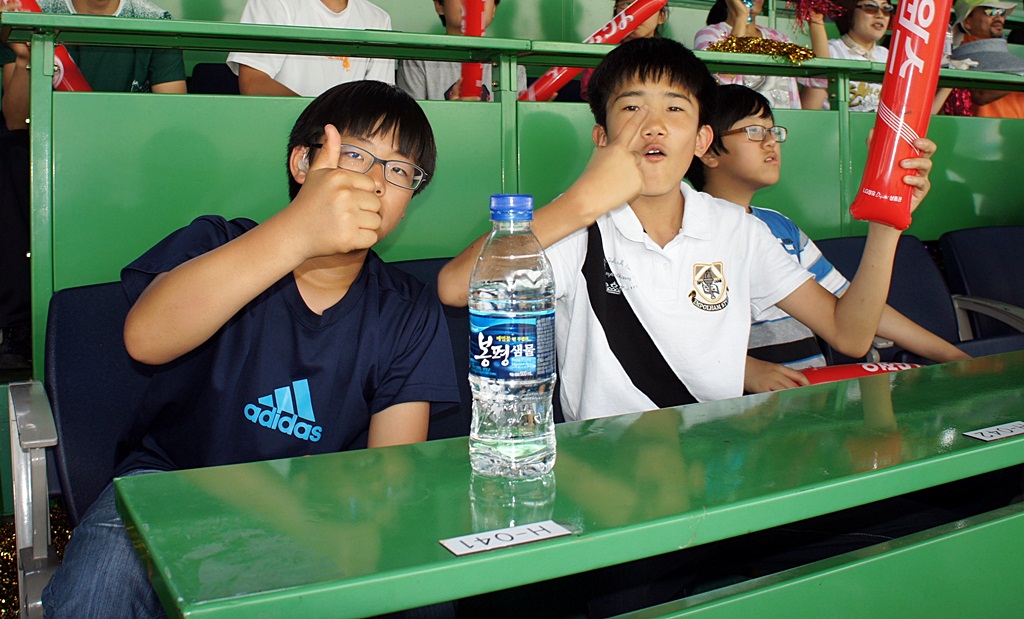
[490,194,534,221]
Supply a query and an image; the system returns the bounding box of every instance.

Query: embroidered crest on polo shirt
[243,378,323,442]
[689,262,729,311]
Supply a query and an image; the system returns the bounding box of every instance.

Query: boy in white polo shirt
[438,37,937,421]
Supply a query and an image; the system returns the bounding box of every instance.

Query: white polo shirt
[547,183,811,421]
[227,0,395,96]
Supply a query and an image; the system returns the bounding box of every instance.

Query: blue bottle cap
[490,194,534,221]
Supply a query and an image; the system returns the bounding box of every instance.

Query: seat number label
[964,421,1024,442]
[440,520,571,556]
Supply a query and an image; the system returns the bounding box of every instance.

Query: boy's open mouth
[644,146,666,160]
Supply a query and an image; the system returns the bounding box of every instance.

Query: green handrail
[5,13,1023,89]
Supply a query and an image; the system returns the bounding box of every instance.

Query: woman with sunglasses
[807,0,894,112]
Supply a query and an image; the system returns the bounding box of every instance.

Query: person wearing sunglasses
[952,0,1015,46]
[937,0,1023,118]
[805,0,894,112]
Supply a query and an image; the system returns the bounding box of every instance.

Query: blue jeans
[42,469,168,619]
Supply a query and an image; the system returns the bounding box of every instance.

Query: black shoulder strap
[582,224,697,408]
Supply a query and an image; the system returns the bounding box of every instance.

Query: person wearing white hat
[935,0,1020,116]
[950,36,1024,118]
[952,0,1016,46]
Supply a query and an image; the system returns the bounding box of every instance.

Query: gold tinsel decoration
[706,36,815,65]
[0,504,73,618]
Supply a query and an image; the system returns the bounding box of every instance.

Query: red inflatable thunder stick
[801,362,922,385]
[17,0,91,92]
[460,0,487,100]
[520,0,668,102]
[849,0,951,230]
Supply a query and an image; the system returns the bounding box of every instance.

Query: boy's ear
[289,146,310,185]
[699,150,720,169]
[694,124,714,158]
[592,124,609,147]
[433,1,444,16]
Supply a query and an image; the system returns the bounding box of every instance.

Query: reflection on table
[115,352,1024,618]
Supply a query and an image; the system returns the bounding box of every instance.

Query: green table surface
[115,352,1024,618]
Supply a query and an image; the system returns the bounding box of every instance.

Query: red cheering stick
[17,0,91,91]
[801,362,922,385]
[849,0,950,230]
[460,0,486,100]
[520,0,667,102]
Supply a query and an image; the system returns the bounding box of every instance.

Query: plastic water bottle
[468,194,557,479]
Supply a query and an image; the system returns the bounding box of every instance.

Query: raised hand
[725,0,760,31]
[290,124,383,258]
[570,105,649,216]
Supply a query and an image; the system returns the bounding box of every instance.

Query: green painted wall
[46,91,1024,293]
[49,92,507,290]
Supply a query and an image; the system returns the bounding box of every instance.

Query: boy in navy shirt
[44,80,460,617]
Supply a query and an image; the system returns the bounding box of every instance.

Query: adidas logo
[243,379,323,442]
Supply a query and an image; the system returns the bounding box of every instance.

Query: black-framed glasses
[720,125,788,143]
[309,143,427,191]
[856,2,896,15]
[982,8,1007,17]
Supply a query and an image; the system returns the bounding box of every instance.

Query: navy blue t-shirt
[116,216,460,474]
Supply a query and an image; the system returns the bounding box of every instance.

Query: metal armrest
[952,295,1024,340]
[8,380,59,619]
[866,336,895,363]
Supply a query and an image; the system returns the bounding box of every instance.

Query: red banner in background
[519,0,667,102]
[849,0,951,230]
[17,0,92,91]
[460,0,486,100]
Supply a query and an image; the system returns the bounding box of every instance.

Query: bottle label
[469,309,555,380]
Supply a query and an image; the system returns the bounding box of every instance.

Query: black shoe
[0,324,31,370]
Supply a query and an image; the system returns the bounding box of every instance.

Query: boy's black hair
[287,80,437,199]
[437,0,501,27]
[685,84,773,191]
[585,37,716,129]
